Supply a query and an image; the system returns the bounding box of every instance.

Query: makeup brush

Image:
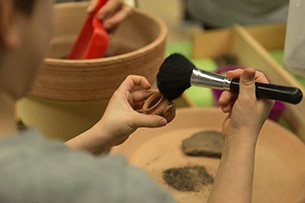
[156,53,303,104]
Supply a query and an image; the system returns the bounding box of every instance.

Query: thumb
[134,113,168,128]
[239,67,256,99]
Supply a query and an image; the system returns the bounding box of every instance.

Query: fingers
[118,75,168,128]
[87,0,98,13]
[103,6,131,30]
[218,91,236,113]
[113,75,152,110]
[133,113,168,128]
[131,89,157,102]
[96,0,123,19]
[130,89,156,110]
[119,75,152,92]
[238,67,256,101]
[226,67,269,84]
[218,67,269,112]
[88,0,131,31]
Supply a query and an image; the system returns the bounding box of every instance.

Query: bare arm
[207,68,274,202]
[65,75,167,155]
[208,132,256,202]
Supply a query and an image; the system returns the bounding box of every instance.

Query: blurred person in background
[183,0,288,29]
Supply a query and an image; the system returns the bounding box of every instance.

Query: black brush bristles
[157,53,195,101]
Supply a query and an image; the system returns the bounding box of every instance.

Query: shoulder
[0,129,174,203]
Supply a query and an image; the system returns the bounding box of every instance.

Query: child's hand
[66,75,167,154]
[87,0,132,32]
[96,75,167,146]
[217,67,274,142]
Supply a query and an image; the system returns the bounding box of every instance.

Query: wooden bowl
[112,107,305,203]
[31,2,167,101]
[17,2,167,140]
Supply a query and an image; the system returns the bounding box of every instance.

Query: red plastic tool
[69,0,109,59]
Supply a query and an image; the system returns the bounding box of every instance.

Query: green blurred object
[269,50,284,65]
[192,58,218,72]
[293,74,305,87]
[165,41,192,58]
[185,87,215,107]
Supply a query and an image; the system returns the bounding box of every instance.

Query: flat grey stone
[182,130,223,158]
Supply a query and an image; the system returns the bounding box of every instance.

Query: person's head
[0,0,54,100]
[13,0,37,16]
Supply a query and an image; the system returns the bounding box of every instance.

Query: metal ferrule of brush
[190,68,231,90]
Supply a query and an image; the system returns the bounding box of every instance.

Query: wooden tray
[112,107,305,203]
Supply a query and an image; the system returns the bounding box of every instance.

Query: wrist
[85,124,114,154]
[224,126,259,145]
[65,124,113,155]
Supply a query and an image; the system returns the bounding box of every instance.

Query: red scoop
[69,0,109,59]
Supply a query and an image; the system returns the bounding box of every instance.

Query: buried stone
[162,165,214,192]
[182,130,224,158]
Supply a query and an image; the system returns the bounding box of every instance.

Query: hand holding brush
[156,53,303,104]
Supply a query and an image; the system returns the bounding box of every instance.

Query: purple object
[212,66,287,121]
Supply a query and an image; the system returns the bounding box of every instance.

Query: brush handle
[230,78,303,104]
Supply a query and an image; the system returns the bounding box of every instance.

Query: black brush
[157,53,303,104]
